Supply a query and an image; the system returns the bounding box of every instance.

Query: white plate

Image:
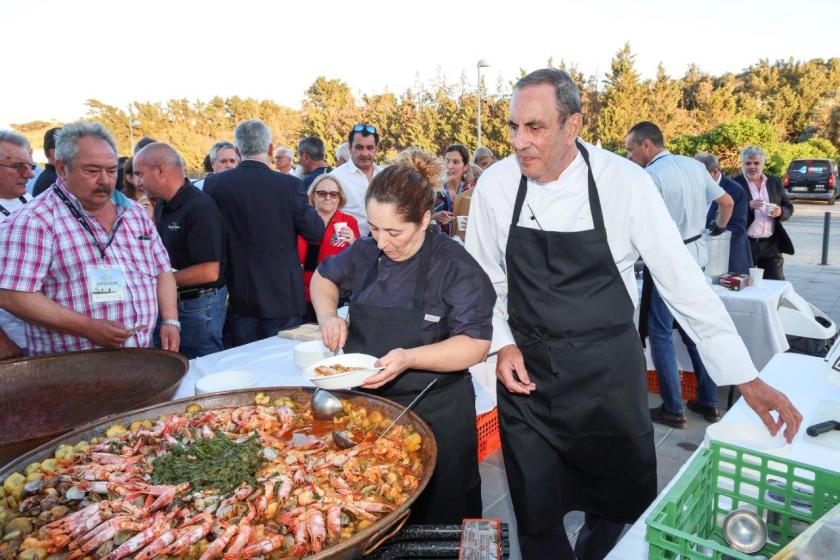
[302,353,382,390]
[195,369,258,395]
[705,420,789,456]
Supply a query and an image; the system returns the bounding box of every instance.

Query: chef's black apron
[344,232,482,524]
[499,141,657,536]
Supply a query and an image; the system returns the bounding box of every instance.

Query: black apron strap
[511,175,528,227]
[411,232,434,310]
[575,140,605,231]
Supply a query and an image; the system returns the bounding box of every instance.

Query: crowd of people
[0,67,804,560]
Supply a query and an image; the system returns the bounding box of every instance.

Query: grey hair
[515,68,582,121]
[275,146,294,159]
[0,130,31,157]
[55,122,117,167]
[472,146,494,163]
[209,140,236,163]
[693,152,720,174]
[298,136,325,160]
[739,146,766,164]
[134,142,185,169]
[234,119,272,157]
[335,141,350,163]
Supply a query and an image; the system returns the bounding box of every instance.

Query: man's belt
[178,287,218,300]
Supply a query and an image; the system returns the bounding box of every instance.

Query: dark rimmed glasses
[0,161,37,175]
[315,190,340,199]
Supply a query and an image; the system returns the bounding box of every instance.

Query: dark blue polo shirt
[155,181,226,290]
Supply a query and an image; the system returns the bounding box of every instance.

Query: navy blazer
[732,174,795,255]
[205,160,325,318]
[707,176,753,273]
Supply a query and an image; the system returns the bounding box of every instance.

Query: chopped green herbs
[151,430,264,493]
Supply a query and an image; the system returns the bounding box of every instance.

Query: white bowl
[705,420,789,455]
[195,369,258,395]
[293,340,334,370]
[302,353,382,390]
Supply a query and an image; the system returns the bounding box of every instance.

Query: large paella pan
[0,349,190,466]
[0,387,437,559]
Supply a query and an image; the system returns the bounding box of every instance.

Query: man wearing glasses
[0,130,36,358]
[329,124,382,236]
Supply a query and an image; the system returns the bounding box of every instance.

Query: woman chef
[310,149,496,524]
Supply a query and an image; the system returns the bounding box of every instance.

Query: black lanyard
[0,196,28,217]
[52,186,123,259]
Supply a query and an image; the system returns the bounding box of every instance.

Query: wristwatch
[161,319,181,331]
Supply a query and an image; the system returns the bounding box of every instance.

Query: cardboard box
[719,272,750,291]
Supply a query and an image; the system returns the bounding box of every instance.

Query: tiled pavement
[478,264,839,559]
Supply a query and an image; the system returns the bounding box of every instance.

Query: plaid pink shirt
[0,179,171,354]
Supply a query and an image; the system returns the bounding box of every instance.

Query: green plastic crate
[645,441,840,559]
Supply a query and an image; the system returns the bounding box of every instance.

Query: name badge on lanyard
[86,265,127,304]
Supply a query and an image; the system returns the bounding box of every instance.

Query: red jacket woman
[297,175,360,322]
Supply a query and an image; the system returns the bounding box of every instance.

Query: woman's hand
[432,211,454,225]
[338,226,356,245]
[749,199,765,210]
[362,348,414,389]
[319,316,347,352]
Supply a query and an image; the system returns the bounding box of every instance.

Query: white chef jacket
[0,194,32,350]
[644,150,725,268]
[465,142,757,386]
[330,158,383,237]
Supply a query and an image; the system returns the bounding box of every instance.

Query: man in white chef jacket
[465,68,802,560]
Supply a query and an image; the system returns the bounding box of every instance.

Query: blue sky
[3,0,838,127]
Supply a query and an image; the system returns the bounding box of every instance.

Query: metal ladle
[723,509,768,554]
[311,388,347,421]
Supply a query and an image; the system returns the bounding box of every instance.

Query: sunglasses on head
[315,190,340,199]
[352,124,377,135]
[0,161,37,175]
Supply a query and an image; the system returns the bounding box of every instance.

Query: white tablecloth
[638,279,794,371]
[606,352,840,559]
[173,336,497,414]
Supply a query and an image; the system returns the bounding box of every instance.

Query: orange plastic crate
[476,407,501,462]
[646,370,697,401]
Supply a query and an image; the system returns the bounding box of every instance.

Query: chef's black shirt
[155,180,226,290]
[317,232,495,341]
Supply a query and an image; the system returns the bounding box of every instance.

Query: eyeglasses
[315,190,340,199]
[352,124,377,135]
[0,161,37,175]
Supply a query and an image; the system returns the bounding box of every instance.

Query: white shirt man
[329,125,382,236]
[639,150,727,268]
[467,148,753,386]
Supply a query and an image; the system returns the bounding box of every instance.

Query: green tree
[598,43,648,150]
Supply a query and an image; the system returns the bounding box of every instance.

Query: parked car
[783,158,838,205]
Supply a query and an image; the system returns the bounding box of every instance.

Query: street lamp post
[128,117,140,154]
[476,58,490,149]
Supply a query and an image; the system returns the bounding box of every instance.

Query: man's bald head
[132,142,187,201]
[134,142,185,170]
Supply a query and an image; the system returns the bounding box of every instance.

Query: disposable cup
[749,267,764,288]
[764,202,779,213]
[457,216,468,231]
[333,222,347,234]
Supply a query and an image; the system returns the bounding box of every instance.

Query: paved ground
[478,260,838,559]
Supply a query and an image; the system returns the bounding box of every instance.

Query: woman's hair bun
[391,148,446,189]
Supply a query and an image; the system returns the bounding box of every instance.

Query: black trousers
[749,236,785,280]
[518,514,626,560]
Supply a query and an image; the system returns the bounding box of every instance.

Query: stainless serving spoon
[311,388,347,421]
